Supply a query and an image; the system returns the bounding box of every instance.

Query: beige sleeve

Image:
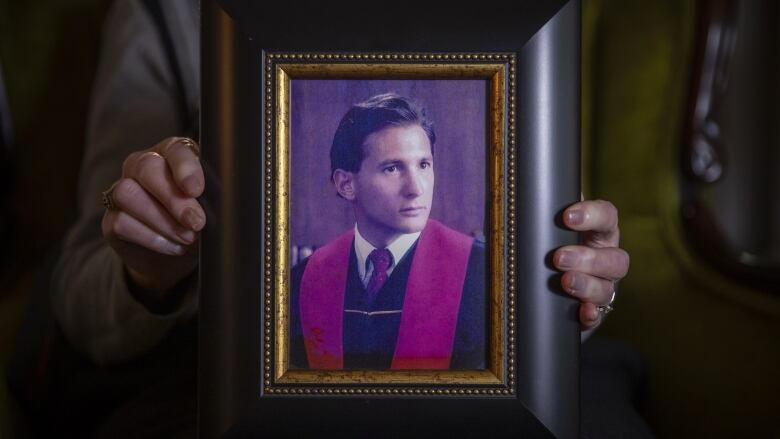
[51,0,198,366]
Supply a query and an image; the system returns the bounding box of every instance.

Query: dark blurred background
[1,0,778,437]
[0,1,111,437]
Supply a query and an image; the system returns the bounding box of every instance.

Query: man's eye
[420,161,431,169]
[384,165,398,173]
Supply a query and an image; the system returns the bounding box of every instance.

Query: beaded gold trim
[263,52,516,396]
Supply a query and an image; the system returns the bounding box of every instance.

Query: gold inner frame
[269,57,512,389]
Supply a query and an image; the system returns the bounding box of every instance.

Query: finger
[579,302,602,329]
[102,209,187,256]
[553,245,630,281]
[562,200,620,247]
[157,137,204,198]
[109,178,196,245]
[122,151,206,231]
[561,271,615,305]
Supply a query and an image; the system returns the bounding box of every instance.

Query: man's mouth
[400,206,427,215]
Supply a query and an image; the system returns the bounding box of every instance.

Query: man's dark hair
[330,92,436,178]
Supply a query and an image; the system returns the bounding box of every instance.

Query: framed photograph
[275,63,508,386]
[200,1,581,438]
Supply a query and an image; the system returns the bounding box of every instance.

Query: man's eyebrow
[376,159,403,167]
[376,155,434,168]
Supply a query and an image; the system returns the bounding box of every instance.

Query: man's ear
[332,169,356,200]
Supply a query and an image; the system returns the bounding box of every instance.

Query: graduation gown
[290,220,486,369]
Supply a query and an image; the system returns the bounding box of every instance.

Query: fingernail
[176,229,196,244]
[558,250,577,269]
[183,207,205,231]
[182,175,203,197]
[156,236,185,256]
[568,273,585,294]
[168,243,186,256]
[567,209,584,226]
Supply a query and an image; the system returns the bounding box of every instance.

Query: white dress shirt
[353,224,421,288]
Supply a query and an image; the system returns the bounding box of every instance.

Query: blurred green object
[584,0,780,437]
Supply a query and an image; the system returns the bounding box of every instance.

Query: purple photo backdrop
[290,79,487,248]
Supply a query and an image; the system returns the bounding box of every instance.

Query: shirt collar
[354,224,421,281]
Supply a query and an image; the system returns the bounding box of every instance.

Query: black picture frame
[199,1,582,437]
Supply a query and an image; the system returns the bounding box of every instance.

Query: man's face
[347,124,434,247]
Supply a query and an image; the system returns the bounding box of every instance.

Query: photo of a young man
[289,83,488,370]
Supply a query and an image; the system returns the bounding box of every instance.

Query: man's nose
[403,170,424,197]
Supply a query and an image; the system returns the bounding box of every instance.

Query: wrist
[126,266,197,314]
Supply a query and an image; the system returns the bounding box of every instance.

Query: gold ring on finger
[101,180,121,211]
[171,137,200,157]
[596,289,616,316]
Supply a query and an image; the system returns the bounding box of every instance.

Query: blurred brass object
[680,0,780,294]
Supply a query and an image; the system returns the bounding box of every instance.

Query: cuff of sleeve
[113,261,198,322]
[88,252,198,365]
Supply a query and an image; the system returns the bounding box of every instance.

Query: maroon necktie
[366,248,393,295]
